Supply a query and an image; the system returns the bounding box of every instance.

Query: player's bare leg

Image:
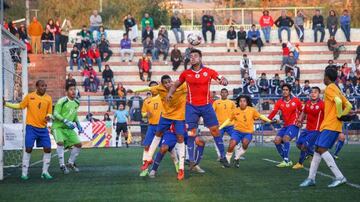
[67,143,82,172]
[56,142,69,174]
[176,134,185,180]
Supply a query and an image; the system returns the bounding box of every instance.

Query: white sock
[56,145,65,166]
[234,147,247,160]
[22,152,31,176]
[308,152,322,180]
[321,151,344,179]
[214,142,221,158]
[142,150,148,162]
[234,144,241,159]
[147,136,161,161]
[68,147,81,164]
[185,145,189,161]
[170,149,179,165]
[226,152,233,163]
[176,142,185,170]
[42,153,51,174]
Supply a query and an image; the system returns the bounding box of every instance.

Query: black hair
[312,86,321,93]
[275,73,279,77]
[123,33,128,37]
[161,75,171,84]
[261,72,266,76]
[190,49,202,57]
[281,83,292,91]
[325,67,338,82]
[36,80,45,87]
[305,80,310,83]
[221,88,228,93]
[148,81,158,86]
[66,83,76,91]
[282,43,287,48]
[236,95,253,108]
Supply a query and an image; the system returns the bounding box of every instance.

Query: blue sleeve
[256,30,260,38]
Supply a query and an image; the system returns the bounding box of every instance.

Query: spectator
[274,10,294,43]
[102,64,114,87]
[312,9,325,43]
[46,18,56,37]
[283,51,298,75]
[8,21,18,36]
[142,36,154,55]
[124,14,138,42]
[98,35,112,62]
[128,92,143,121]
[89,10,102,33]
[327,35,344,60]
[83,65,99,92]
[285,72,295,86]
[259,10,274,43]
[88,43,102,72]
[60,19,72,53]
[327,10,338,38]
[78,26,93,49]
[158,25,169,41]
[141,13,154,30]
[356,45,360,61]
[226,26,237,52]
[69,46,81,71]
[354,78,360,104]
[153,34,170,63]
[237,26,247,52]
[170,44,182,71]
[183,44,193,70]
[93,25,107,43]
[103,113,112,134]
[120,33,134,62]
[343,79,354,96]
[340,10,351,42]
[257,73,270,95]
[247,79,260,105]
[65,73,76,90]
[301,80,311,97]
[138,54,152,81]
[201,11,216,43]
[104,82,116,112]
[325,59,339,70]
[18,24,28,42]
[292,79,302,97]
[294,10,306,42]
[41,29,54,54]
[142,25,154,42]
[275,80,285,96]
[247,24,263,52]
[242,73,251,93]
[211,91,219,101]
[115,82,127,109]
[28,17,43,54]
[240,54,253,78]
[170,11,185,43]
[54,19,62,53]
[281,43,290,70]
[270,73,281,95]
[80,47,91,68]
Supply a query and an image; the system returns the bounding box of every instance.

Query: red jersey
[179,67,219,106]
[303,100,324,131]
[268,97,302,127]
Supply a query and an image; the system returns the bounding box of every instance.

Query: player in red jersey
[166,48,231,168]
[268,84,302,167]
[293,87,324,169]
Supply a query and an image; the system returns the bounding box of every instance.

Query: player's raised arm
[134,87,151,93]
[4,94,29,110]
[166,79,183,102]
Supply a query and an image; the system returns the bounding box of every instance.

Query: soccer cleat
[66,163,80,172]
[148,170,156,178]
[139,169,149,177]
[140,160,153,171]
[177,169,184,180]
[20,175,29,181]
[60,165,69,174]
[240,156,246,160]
[328,177,347,188]
[333,155,339,160]
[193,165,205,174]
[220,157,230,168]
[41,172,53,180]
[299,178,316,187]
[276,161,293,168]
[189,161,196,171]
[292,163,304,170]
[175,162,179,173]
[234,159,240,168]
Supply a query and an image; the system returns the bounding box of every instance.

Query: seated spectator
[239,54,253,78]
[281,43,290,70]
[158,25,169,40]
[274,10,294,43]
[153,34,170,63]
[98,35,112,62]
[89,10,103,33]
[343,79,354,96]
[93,25,108,43]
[340,10,351,42]
[242,73,251,93]
[327,35,344,60]
[325,59,339,70]
[141,13,154,31]
[247,24,263,52]
[170,44,182,71]
[292,79,302,97]
[237,26,247,52]
[355,78,360,106]
[257,73,269,95]
[78,26,93,49]
[259,10,274,43]
[226,26,237,52]
[171,11,185,43]
[340,62,352,82]
[283,51,298,75]
[294,10,305,42]
[41,29,54,54]
[124,14,139,42]
[356,45,360,61]
[69,46,81,71]
[232,87,243,99]
[270,73,281,95]
[103,82,116,112]
[327,10,338,38]
[83,65,99,92]
[65,73,76,90]
[142,36,154,55]
[301,80,311,97]
[183,44,193,70]
[247,79,260,105]
[337,79,345,92]
[142,25,154,42]
[201,11,216,43]
[115,82,127,109]
[128,92,143,121]
[120,33,135,62]
[102,64,114,88]
[80,47,90,68]
[275,80,285,96]
[138,54,152,81]
[312,9,325,43]
[88,43,102,72]
[285,72,295,86]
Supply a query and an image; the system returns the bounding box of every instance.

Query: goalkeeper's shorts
[52,128,81,148]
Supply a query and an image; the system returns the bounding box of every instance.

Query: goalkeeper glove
[76,122,84,133]
[64,119,76,129]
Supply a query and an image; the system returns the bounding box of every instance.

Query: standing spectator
[103,113,112,135]
[120,33,134,62]
[171,11,185,43]
[41,29,54,54]
[65,73,76,90]
[138,54,152,82]
[237,26,247,52]
[69,46,81,71]
[226,26,237,52]
[170,44,182,71]
[340,10,351,42]
[327,10,338,38]
[124,14,138,42]
[18,24,28,42]
[141,13,154,31]
[142,25,154,42]
[312,9,325,43]
[104,82,116,112]
[294,10,305,42]
[93,26,107,43]
[102,64,114,87]
[247,24,263,52]
[7,21,18,36]
[89,10,102,33]
[201,11,216,43]
[292,79,302,97]
[28,17,43,54]
[183,44,193,70]
[301,80,311,97]
[153,34,169,63]
[142,36,154,55]
[128,92,143,121]
[54,19,62,53]
[88,44,102,72]
[60,19,72,53]
[46,19,56,37]
[115,82,127,108]
[327,35,343,60]
[257,73,270,95]
[158,25,169,41]
[98,35,113,62]
[270,74,281,95]
[274,10,294,43]
[259,10,274,43]
[240,54,253,78]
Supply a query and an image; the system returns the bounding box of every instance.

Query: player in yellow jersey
[220,95,274,168]
[300,67,352,188]
[3,80,53,180]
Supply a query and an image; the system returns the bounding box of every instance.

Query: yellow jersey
[19,92,53,128]
[320,83,348,132]
[230,106,260,134]
[141,95,163,125]
[150,83,187,120]
[213,99,236,125]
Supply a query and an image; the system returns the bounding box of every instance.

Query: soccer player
[166,48,230,168]
[4,80,53,180]
[300,67,352,188]
[220,95,273,167]
[268,84,302,167]
[333,132,346,159]
[136,75,187,180]
[52,83,83,174]
[113,103,130,148]
[293,87,324,169]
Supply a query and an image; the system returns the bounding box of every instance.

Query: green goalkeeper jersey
[52,96,80,129]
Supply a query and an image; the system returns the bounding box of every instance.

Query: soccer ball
[187,33,202,46]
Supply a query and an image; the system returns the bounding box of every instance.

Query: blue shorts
[143,124,157,146]
[161,130,188,151]
[220,126,234,137]
[315,130,339,149]
[277,125,299,140]
[156,116,186,136]
[186,103,219,130]
[231,130,253,144]
[296,129,321,148]
[25,125,51,149]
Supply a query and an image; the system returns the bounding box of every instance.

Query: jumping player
[4,80,53,180]
[268,84,302,167]
[293,87,324,169]
[166,49,230,168]
[300,67,352,188]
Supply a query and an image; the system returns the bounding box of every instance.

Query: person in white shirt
[89,10,102,33]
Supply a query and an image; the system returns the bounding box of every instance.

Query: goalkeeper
[52,83,83,174]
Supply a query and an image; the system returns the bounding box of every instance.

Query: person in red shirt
[166,49,230,168]
[259,10,274,43]
[268,84,302,167]
[281,43,290,70]
[88,44,102,72]
[293,87,324,169]
[138,54,152,81]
